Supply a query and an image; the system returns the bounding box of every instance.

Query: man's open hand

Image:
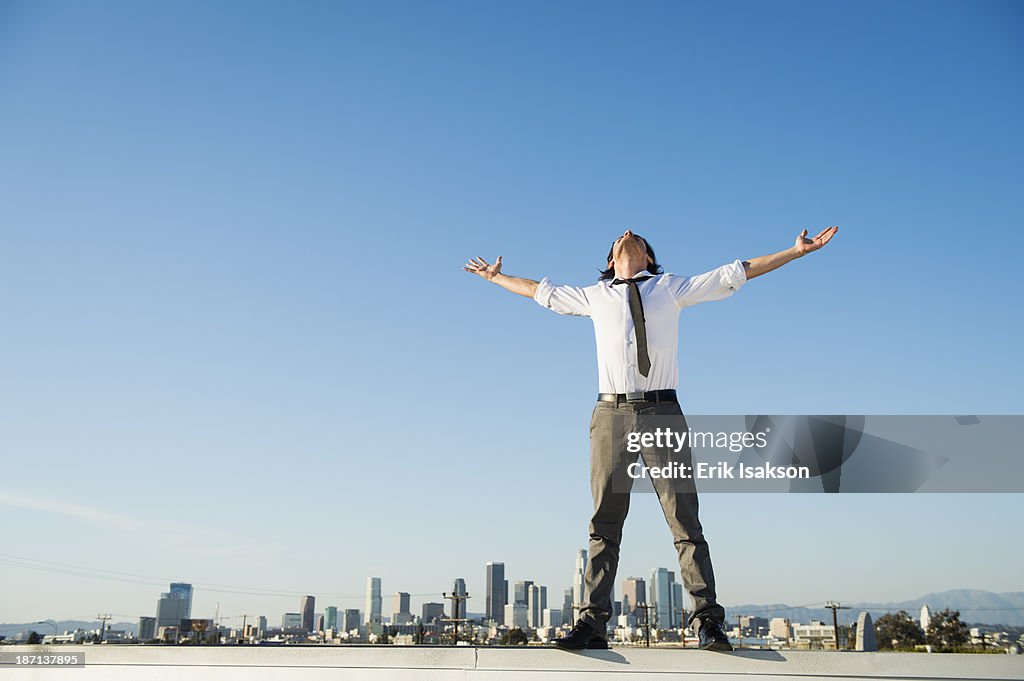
[464,255,503,281]
[794,225,838,256]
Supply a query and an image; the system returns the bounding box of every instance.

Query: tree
[926,609,969,651]
[26,631,43,645]
[499,628,529,645]
[875,611,924,650]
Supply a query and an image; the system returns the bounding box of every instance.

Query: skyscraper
[392,592,412,625]
[365,577,382,624]
[543,608,563,628]
[301,595,315,633]
[572,549,587,620]
[561,588,573,626]
[650,568,677,630]
[452,578,468,620]
[137,616,156,641]
[504,603,528,629]
[281,613,303,631]
[486,562,505,624]
[169,582,193,611]
[622,576,646,617]
[422,602,445,625]
[671,581,684,628]
[155,582,193,629]
[513,580,533,606]
[527,584,542,628]
[324,606,338,631]
[343,609,361,632]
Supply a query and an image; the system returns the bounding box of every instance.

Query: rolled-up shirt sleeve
[665,259,747,309]
[533,277,592,317]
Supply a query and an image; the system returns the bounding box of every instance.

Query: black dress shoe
[553,620,609,650]
[697,619,734,651]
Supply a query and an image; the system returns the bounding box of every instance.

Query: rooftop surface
[2,644,1021,680]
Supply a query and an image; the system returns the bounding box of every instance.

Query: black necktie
[611,275,653,377]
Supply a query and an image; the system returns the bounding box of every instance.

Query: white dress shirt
[533,260,747,394]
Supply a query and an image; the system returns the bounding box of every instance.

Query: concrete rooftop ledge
[2,644,1021,680]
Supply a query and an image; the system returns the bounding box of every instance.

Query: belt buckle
[625,392,646,403]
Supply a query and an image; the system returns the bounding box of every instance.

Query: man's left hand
[794,225,838,256]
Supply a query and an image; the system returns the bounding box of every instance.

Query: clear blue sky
[1,0,1022,626]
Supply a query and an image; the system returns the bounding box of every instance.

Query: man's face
[611,229,650,266]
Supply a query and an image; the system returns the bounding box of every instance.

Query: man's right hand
[463,255,503,281]
[462,255,541,299]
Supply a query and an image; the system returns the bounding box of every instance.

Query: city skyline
[2,0,1022,624]
[3,551,1023,633]
[5,573,1023,643]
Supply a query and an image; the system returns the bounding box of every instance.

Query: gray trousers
[579,398,726,633]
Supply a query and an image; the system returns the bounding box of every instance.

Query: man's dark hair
[599,234,663,281]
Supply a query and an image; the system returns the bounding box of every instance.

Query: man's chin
[617,246,646,260]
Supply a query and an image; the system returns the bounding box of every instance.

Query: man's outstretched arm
[463,255,539,298]
[464,255,592,316]
[742,225,838,280]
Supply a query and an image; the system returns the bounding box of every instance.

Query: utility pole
[824,602,851,651]
[442,592,471,645]
[96,614,112,642]
[636,603,657,647]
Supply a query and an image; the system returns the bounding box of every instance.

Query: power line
[4,551,1024,625]
[0,552,442,600]
[0,552,354,596]
[732,602,1024,614]
[730,601,827,613]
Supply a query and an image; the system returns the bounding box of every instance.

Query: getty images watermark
[604,415,1024,493]
[625,426,811,481]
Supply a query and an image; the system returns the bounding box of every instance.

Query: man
[463,226,838,650]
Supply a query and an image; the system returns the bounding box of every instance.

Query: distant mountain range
[3,589,1022,639]
[0,619,137,638]
[726,589,1024,628]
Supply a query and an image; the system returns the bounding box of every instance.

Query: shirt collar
[605,272,660,286]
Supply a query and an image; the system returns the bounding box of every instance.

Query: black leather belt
[597,389,677,404]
